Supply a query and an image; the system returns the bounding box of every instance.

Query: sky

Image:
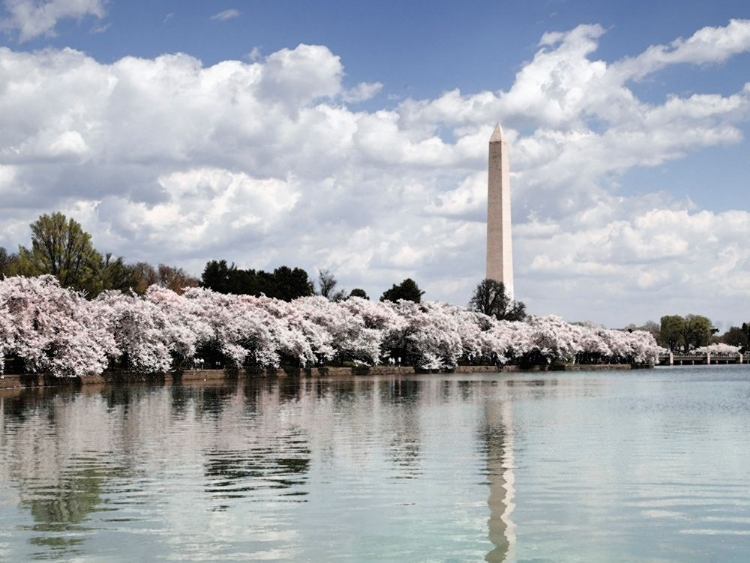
[1,0,749,330]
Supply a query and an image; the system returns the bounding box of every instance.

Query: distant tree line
[200,260,430,304]
[625,314,748,353]
[1,212,434,305]
[0,212,198,297]
[200,259,314,301]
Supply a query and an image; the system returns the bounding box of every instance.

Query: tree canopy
[721,326,748,349]
[16,212,102,293]
[156,264,199,294]
[380,278,424,303]
[317,269,346,301]
[0,247,18,278]
[11,212,198,297]
[349,288,369,300]
[200,260,313,301]
[659,315,684,352]
[659,314,715,352]
[681,314,715,351]
[468,279,526,322]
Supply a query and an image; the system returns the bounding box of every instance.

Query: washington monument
[486,123,514,298]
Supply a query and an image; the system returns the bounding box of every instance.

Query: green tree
[659,315,685,352]
[201,259,237,293]
[98,253,138,293]
[200,260,313,301]
[743,323,750,344]
[721,326,748,349]
[16,212,102,293]
[380,278,424,303]
[681,314,714,351]
[348,288,369,300]
[269,266,314,301]
[0,246,19,277]
[468,278,526,322]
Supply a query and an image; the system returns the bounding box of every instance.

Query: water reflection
[0,376,578,561]
[380,379,423,479]
[0,389,126,559]
[3,370,748,561]
[482,399,516,563]
[22,460,110,557]
[203,430,311,511]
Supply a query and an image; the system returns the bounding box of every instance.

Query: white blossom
[0,276,114,377]
[0,277,663,376]
[694,343,741,356]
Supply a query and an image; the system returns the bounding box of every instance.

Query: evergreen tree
[270,266,314,301]
[200,259,236,294]
[349,288,369,300]
[98,253,138,293]
[200,260,313,301]
[380,278,424,303]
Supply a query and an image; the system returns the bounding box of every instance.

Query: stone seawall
[0,362,649,391]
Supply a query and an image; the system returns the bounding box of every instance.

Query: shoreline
[0,362,647,392]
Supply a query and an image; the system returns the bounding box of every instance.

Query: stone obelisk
[486,123,514,298]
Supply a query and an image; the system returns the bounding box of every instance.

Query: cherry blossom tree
[94,290,176,374]
[181,288,280,368]
[694,343,741,356]
[0,276,115,376]
[294,296,382,365]
[0,276,663,377]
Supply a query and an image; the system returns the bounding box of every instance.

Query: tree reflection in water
[2,389,127,559]
[203,433,311,512]
[380,378,423,479]
[1,376,520,561]
[23,463,106,556]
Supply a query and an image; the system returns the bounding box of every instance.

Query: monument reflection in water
[483,400,516,563]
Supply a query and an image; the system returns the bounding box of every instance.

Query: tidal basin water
[1,367,749,562]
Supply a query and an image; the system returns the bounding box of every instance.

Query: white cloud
[94,168,299,256]
[258,44,343,107]
[341,81,383,103]
[210,9,239,22]
[612,19,750,81]
[521,205,750,323]
[427,172,486,220]
[0,21,749,327]
[1,0,106,41]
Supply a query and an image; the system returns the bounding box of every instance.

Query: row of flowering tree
[0,276,662,377]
